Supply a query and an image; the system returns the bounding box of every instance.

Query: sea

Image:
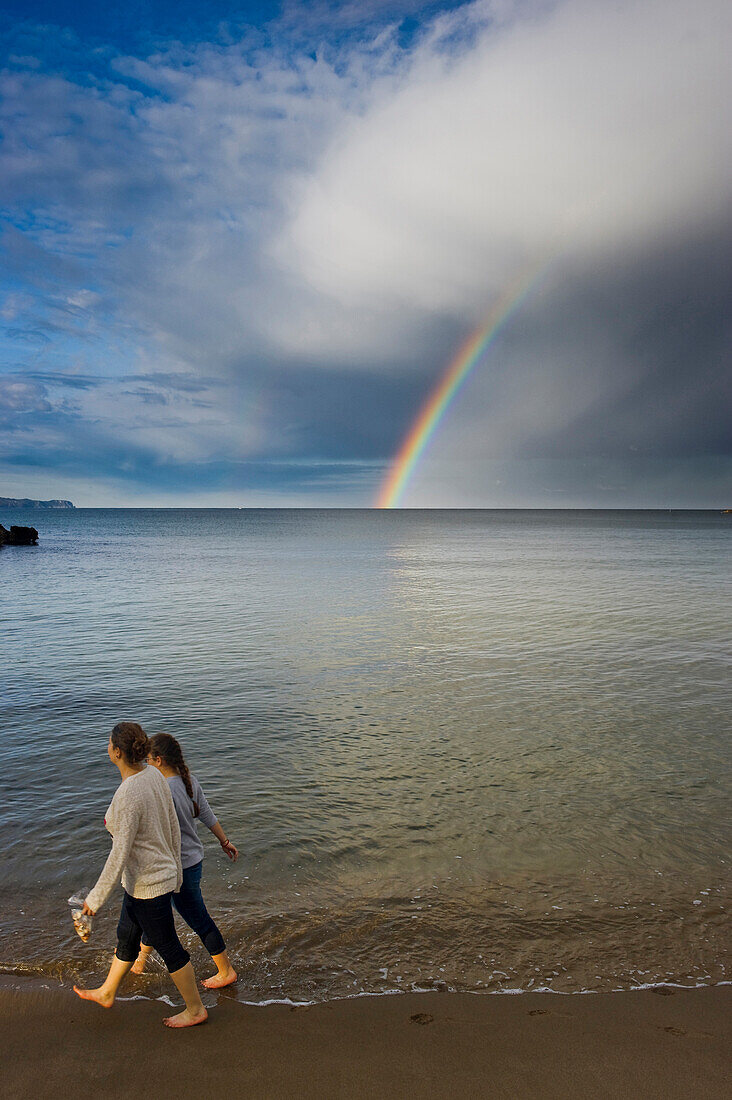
[1,508,730,1003]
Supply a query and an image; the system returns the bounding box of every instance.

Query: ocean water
[1,508,730,1002]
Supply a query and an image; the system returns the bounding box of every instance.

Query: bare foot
[131,952,150,975]
[202,968,237,990]
[73,985,114,1008]
[163,1007,208,1029]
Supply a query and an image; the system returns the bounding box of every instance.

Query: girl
[73,722,208,1028]
[131,733,238,990]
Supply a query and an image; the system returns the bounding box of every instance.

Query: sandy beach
[2,979,730,1099]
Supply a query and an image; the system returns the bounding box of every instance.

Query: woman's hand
[212,821,238,861]
[82,902,96,917]
[221,839,238,862]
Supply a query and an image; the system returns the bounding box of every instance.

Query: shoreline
[3,960,730,1004]
[3,968,731,1005]
[3,978,730,1099]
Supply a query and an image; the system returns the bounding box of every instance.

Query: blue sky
[1,0,730,506]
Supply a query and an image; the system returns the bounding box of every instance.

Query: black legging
[115,890,190,973]
[140,860,225,958]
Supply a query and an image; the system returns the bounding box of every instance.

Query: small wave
[0,962,49,976]
[2,871,729,1004]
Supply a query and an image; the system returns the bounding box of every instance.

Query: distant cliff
[0,497,75,509]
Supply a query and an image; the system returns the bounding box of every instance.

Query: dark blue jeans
[116,890,190,973]
[142,861,225,959]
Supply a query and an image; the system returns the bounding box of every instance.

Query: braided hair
[111,721,150,764]
[148,732,200,816]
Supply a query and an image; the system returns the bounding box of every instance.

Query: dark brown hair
[111,722,150,764]
[148,733,199,816]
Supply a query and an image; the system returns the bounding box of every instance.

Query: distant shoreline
[0,497,74,509]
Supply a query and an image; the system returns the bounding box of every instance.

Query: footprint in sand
[662,1025,713,1039]
[411,1012,434,1025]
[527,1007,572,1019]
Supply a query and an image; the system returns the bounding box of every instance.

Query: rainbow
[376,261,549,508]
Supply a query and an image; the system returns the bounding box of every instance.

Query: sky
[1,0,730,507]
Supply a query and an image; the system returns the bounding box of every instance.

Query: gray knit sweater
[86,766,183,913]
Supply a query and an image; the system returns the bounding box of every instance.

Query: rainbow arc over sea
[376,259,549,508]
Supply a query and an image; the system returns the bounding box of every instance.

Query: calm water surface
[1,509,730,1001]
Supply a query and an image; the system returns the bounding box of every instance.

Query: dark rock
[0,524,39,546]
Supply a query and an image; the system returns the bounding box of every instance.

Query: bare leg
[202,950,237,990]
[163,961,208,1028]
[131,944,153,974]
[73,954,134,1008]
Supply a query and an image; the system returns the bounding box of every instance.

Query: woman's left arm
[210,820,238,861]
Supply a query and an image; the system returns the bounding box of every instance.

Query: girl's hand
[221,839,238,862]
[82,902,95,917]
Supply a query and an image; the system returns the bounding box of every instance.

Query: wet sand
[2,980,730,1099]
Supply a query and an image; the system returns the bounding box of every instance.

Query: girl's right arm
[85,799,139,914]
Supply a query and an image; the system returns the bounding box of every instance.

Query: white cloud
[275,0,731,352]
[0,376,51,415]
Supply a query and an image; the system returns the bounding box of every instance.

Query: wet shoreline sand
[3,979,730,1099]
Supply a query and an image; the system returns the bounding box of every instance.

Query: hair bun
[131,731,150,762]
[111,722,150,764]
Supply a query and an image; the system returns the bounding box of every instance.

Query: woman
[73,722,208,1029]
[131,733,238,990]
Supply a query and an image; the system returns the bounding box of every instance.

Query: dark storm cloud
[503,227,732,463]
[214,343,454,462]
